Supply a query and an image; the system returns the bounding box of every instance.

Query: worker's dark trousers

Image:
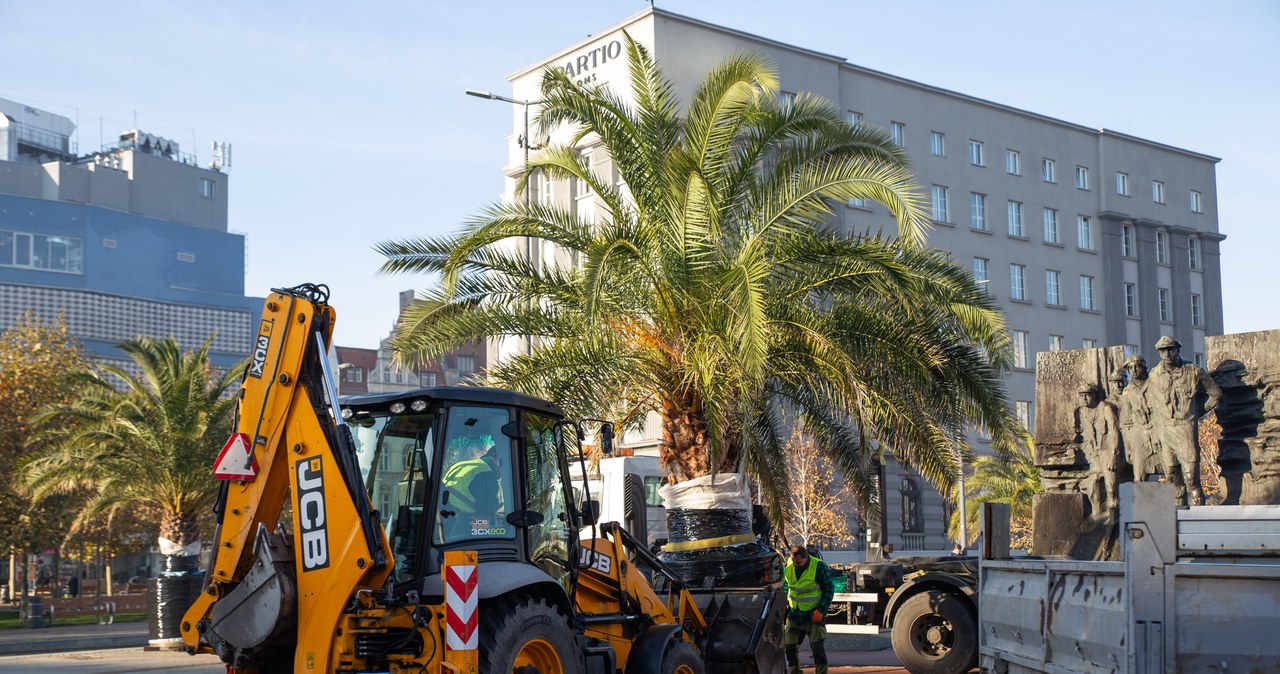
[785,639,827,674]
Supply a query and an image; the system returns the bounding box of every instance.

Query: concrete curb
[0,632,150,656]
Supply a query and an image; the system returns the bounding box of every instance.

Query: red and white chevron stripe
[445,562,478,651]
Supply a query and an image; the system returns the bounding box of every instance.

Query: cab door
[521,411,575,594]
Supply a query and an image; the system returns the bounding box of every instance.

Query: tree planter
[148,554,203,647]
[659,474,781,586]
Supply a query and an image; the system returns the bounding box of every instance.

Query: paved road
[0,647,925,673]
[0,648,225,673]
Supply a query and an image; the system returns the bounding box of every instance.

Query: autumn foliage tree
[0,314,88,571]
[780,426,857,549]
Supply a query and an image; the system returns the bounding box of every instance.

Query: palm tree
[19,336,242,566]
[950,449,1043,549]
[377,35,1025,521]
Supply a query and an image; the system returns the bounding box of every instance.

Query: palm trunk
[657,399,778,586]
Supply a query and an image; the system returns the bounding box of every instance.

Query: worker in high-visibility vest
[783,545,834,674]
[442,446,502,514]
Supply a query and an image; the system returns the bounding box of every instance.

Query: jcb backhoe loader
[181,284,785,673]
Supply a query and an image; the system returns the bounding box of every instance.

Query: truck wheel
[890,590,977,674]
[479,595,584,674]
[660,639,704,674]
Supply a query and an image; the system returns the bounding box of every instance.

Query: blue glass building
[0,97,259,368]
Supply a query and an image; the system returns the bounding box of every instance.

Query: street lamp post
[465,90,545,356]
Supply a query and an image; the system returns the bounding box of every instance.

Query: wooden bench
[47,596,119,624]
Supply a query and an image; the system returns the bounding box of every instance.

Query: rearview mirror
[600,423,615,455]
[581,500,600,526]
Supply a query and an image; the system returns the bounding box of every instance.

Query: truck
[571,454,668,549]
[180,284,785,673]
[979,481,1280,674]
[825,550,979,674]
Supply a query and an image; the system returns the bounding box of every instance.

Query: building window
[1010,264,1026,301]
[931,185,949,222]
[1077,215,1093,250]
[1116,171,1130,196]
[538,171,555,207]
[1188,238,1201,269]
[970,193,987,230]
[421,372,437,387]
[972,257,989,292]
[457,355,476,373]
[1158,288,1172,322]
[1050,334,1064,352]
[890,122,905,147]
[900,477,922,533]
[1043,208,1059,244]
[1080,275,1095,310]
[1083,338,1097,349]
[343,367,363,383]
[1013,330,1030,368]
[177,252,196,263]
[1124,283,1139,317]
[1046,270,1062,306]
[1190,189,1203,213]
[1152,180,1165,204]
[1194,353,1204,368]
[0,230,85,274]
[1015,401,1032,430]
[1075,166,1089,190]
[848,196,868,208]
[1156,231,1169,264]
[969,140,984,166]
[199,177,216,198]
[1006,149,1021,175]
[930,131,946,157]
[1041,158,1056,183]
[1122,225,1137,258]
[847,111,862,127]
[576,149,594,198]
[1191,293,1204,326]
[102,238,117,249]
[1007,201,1024,237]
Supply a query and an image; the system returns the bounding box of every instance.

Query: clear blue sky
[3,1,1276,349]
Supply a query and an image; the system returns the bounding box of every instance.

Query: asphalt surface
[0,622,931,673]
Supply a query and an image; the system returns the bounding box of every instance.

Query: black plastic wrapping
[660,508,782,587]
[148,555,204,640]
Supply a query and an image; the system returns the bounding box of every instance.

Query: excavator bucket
[693,587,787,674]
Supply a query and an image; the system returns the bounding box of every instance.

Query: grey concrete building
[482,8,1225,551]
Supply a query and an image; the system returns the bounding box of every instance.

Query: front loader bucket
[693,587,787,674]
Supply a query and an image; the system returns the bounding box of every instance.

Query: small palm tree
[19,336,242,564]
[378,36,1025,519]
[950,449,1043,548]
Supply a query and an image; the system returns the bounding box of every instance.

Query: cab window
[436,406,515,544]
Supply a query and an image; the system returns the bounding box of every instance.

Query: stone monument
[1030,329,1280,559]
[1207,330,1280,505]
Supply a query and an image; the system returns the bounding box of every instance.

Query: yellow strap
[662,533,756,553]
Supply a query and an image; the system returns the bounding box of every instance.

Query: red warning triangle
[214,433,259,481]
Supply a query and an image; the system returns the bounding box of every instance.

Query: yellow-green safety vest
[442,458,492,511]
[784,559,822,612]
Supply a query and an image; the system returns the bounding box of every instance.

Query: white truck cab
[574,453,668,548]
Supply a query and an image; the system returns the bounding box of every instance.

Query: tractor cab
[341,386,587,597]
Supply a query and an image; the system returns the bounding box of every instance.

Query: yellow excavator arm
[181,285,393,672]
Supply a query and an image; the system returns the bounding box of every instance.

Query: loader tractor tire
[890,590,977,674]
[479,595,584,674]
[659,639,704,674]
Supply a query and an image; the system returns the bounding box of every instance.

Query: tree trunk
[657,396,740,483]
